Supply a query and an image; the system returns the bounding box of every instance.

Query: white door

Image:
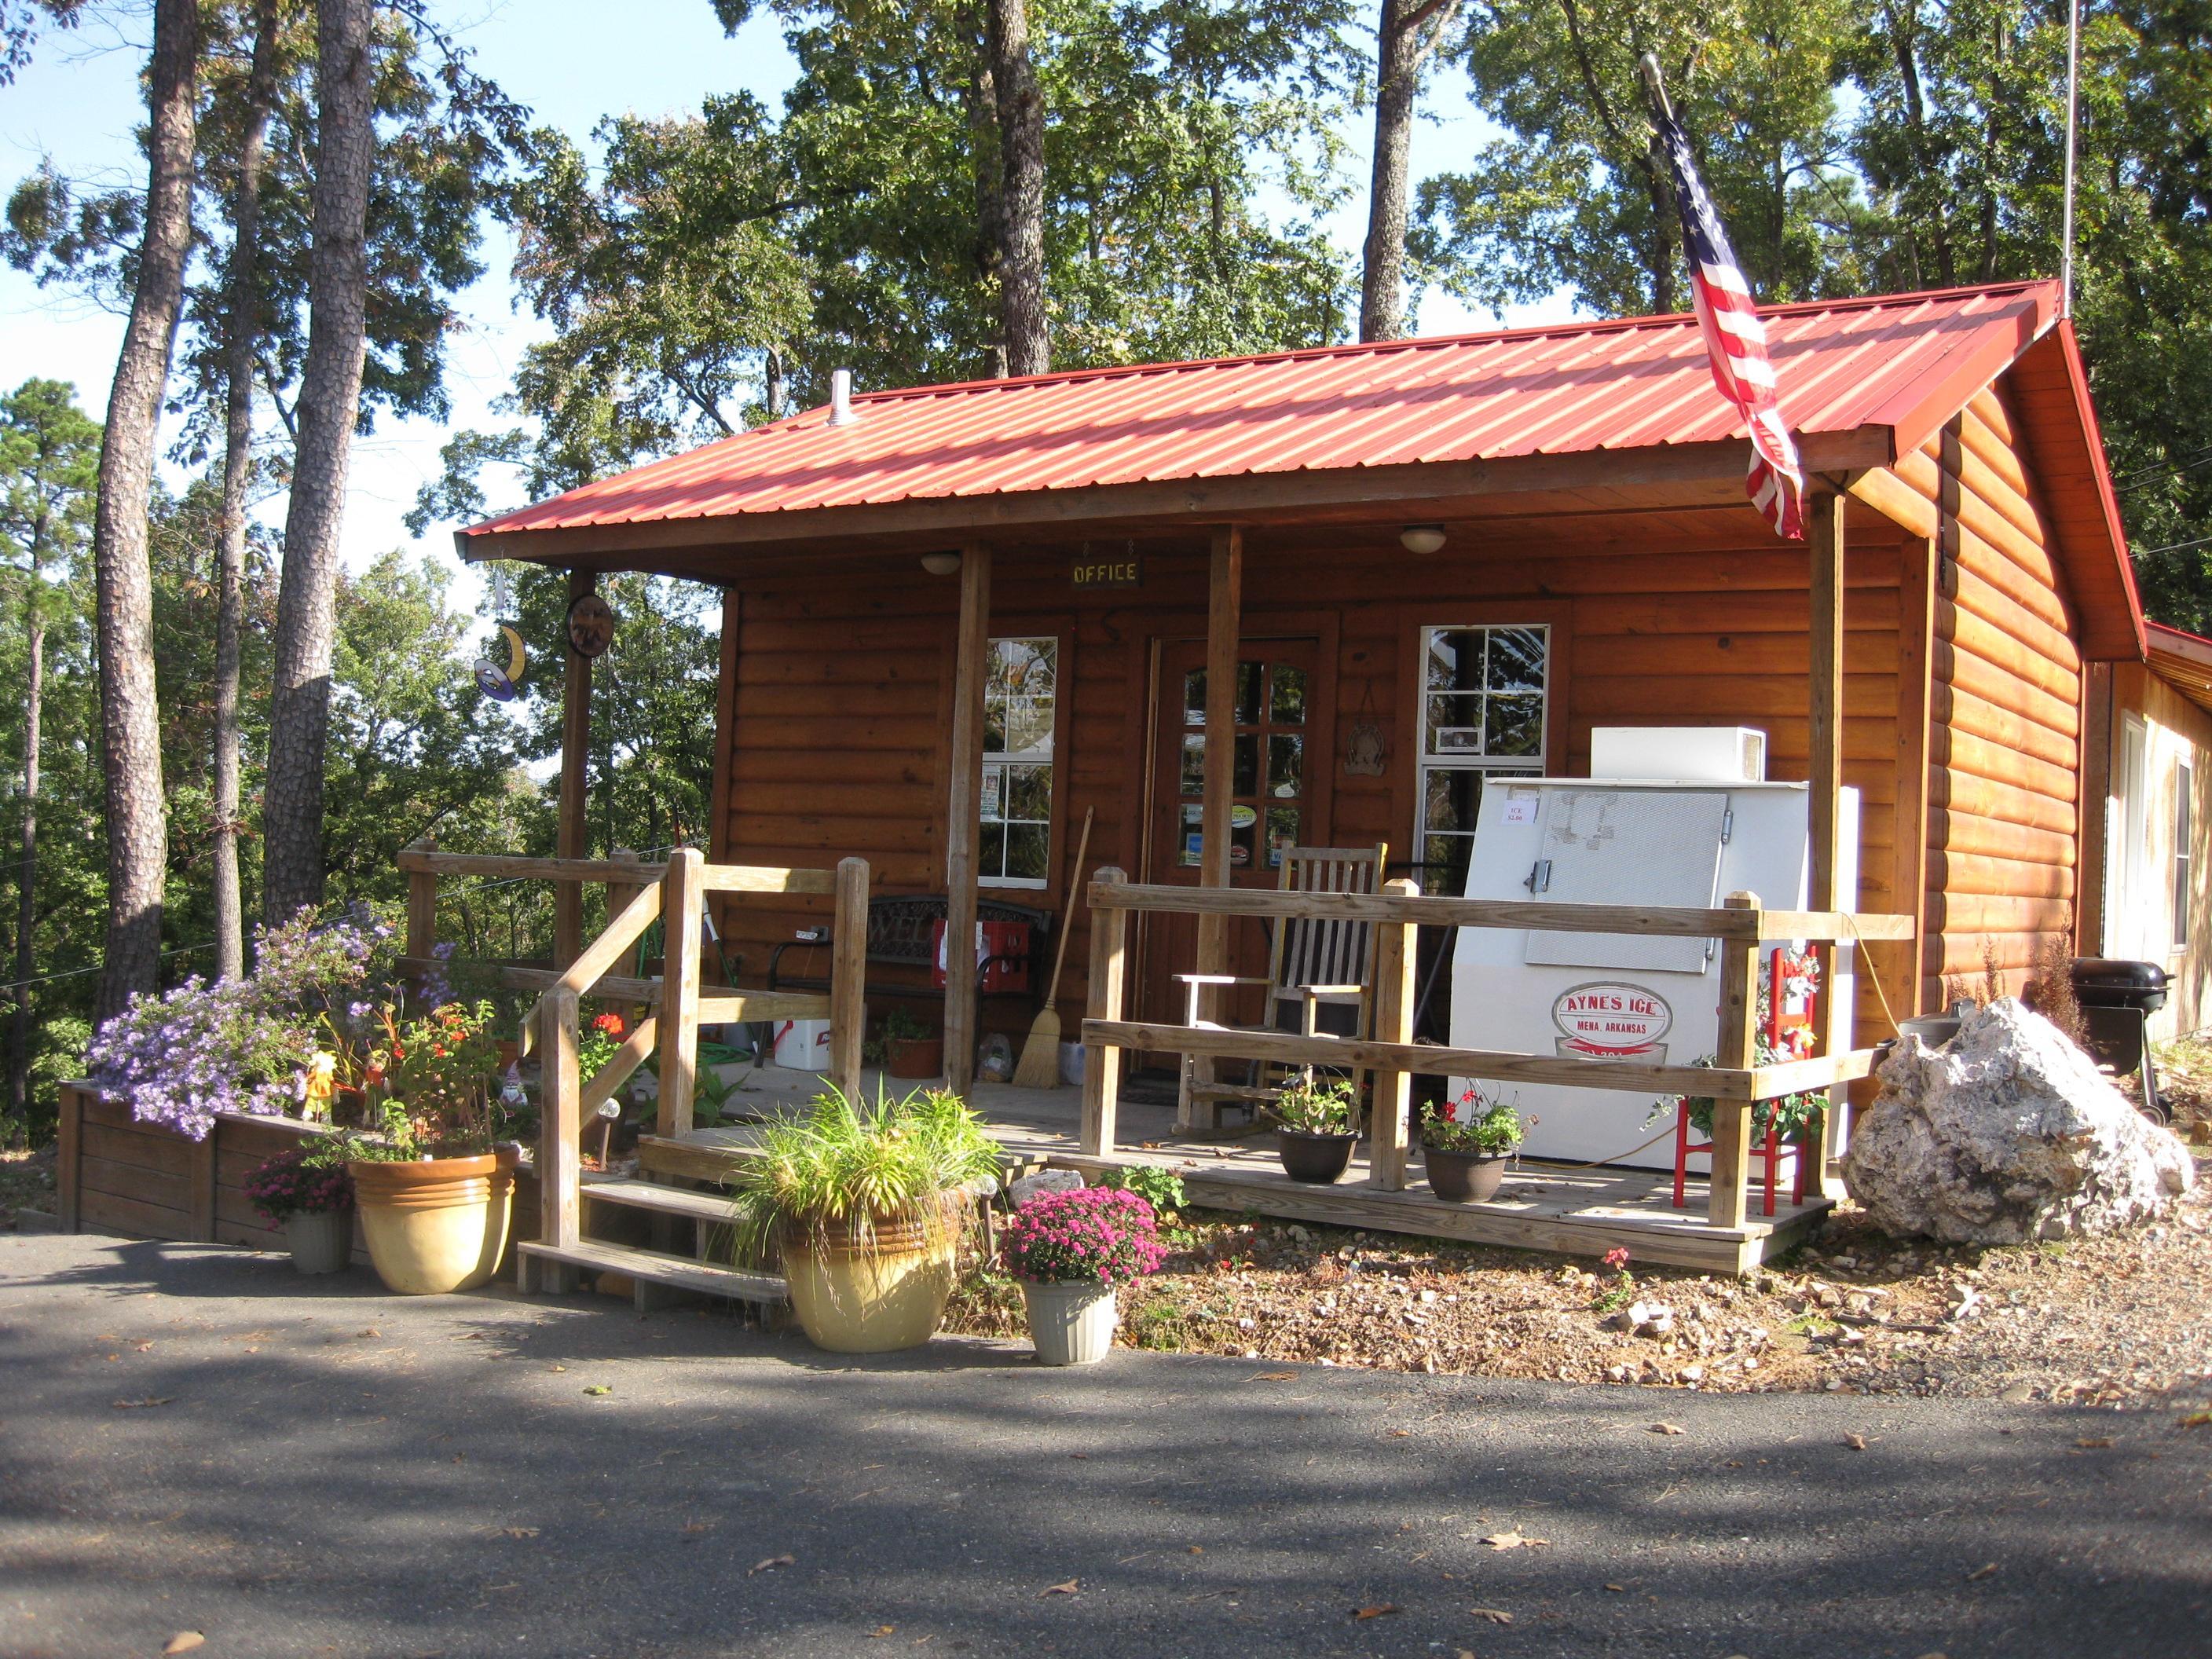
[2110,717,2149,958]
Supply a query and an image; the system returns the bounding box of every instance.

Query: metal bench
[767,893,1053,1014]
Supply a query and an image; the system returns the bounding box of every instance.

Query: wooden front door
[1138,637,1326,1027]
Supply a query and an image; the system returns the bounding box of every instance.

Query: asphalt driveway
[3,1231,2208,1659]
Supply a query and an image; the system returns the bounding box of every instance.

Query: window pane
[1179,804,1203,866]
[1268,734,1303,798]
[1266,806,1300,868]
[980,761,1005,824]
[1233,733,1259,797]
[1427,630,1482,693]
[1004,764,1052,822]
[1427,694,1484,753]
[1485,694,1544,756]
[980,820,1007,881]
[1229,814,1256,870]
[1270,665,1307,725]
[1000,697,1053,756]
[1005,823,1050,883]
[1183,668,1207,728]
[1487,627,1547,694]
[1423,832,1474,898]
[1236,663,1262,725]
[1180,734,1206,796]
[1425,767,1485,834]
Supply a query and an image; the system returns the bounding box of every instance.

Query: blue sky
[0,1,1566,605]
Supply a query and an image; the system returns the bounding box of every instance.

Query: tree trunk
[10,606,39,1137]
[213,0,280,980]
[1361,0,1457,342]
[262,0,375,928]
[90,0,198,1022]
[987,0,1048,376]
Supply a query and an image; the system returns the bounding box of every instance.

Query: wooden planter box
[53,1082,540,1275]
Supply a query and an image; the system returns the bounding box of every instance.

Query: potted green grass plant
[1421,1085,1522,1203]
[1270,1071,1361,1184]
[1000,1185,1168,1365]
[877,1008,945,1080]
[727,1085,1001,1353]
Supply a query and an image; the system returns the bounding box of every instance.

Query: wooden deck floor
[638,1063,1829,1273]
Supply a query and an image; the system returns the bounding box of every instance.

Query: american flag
[1655,110,1806,540]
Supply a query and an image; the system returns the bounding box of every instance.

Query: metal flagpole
[2060,0,2081,318]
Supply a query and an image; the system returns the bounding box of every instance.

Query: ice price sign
[1551,982,1673,1061]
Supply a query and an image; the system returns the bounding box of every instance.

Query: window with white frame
[1415,624,1550,898]
[2175,759,2193,950]
[980,635,1057,887]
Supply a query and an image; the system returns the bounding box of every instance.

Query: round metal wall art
[566,591,616,659]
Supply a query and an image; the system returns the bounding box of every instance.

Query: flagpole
[1636,53,1672,123]
[2060,0,2081,319]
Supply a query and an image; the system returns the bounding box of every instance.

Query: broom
[1012,807,1094,1089]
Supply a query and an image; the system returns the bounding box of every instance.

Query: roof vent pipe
[827,368,858,427]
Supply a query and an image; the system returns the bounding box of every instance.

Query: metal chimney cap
[827,368,859,426]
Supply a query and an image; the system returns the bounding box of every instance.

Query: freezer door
[1522,788,1729,973]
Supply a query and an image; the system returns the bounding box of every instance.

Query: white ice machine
[1446,729,1855,1171]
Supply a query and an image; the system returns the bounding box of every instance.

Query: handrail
[1082,878,1914,943]
[397,849,670,882]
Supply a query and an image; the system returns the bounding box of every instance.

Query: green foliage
[1108,1163,1188,1214]
[1271,1071,1360,1134]
[723,1082,1002,1262]
[1422,1086,1524,1155]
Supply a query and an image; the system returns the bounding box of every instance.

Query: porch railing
[396,841,870,1258]
[1077,869,1914,1232]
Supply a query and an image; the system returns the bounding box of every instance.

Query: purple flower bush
[240,1141,357,1222]
[999,1187,1167,1287]
[86,906,397,1141]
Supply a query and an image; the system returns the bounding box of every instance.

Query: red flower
[592,1013,626,1038]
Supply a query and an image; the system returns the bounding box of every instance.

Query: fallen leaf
[2075,1437,2113,1449]
[1389,1429,1411,1437]
[866,1627,896,1639]
[550,1364,567,1373]
[749,1554,795,1576]
[2180,1410,2211,1427]
[1647,1422,1683,1436]
[1479,1530,1549,1551]
[1844,1433,1867,1451]
[682,1519,716,1535]
[1187,1546,1203,1555]
[1038,1580,1080,1597]
[1244,1372,1298,1382]
[162,1635,205,1655]
[134,1341,154,1352]
[1604,1583,1628,1592]
[499,1527,540,1540]
[356,1328,380,1338]
[1965,1562,1999,1582]
[1352,1604,1400,1620]
[1469,1606,1514,1624]
[113,1397,174,1410]
[583,1385,612,1397]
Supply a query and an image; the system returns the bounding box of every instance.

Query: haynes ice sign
[1551,982,1673,1061]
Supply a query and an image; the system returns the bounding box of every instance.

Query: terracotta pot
[1022,1279,1118,1365]
[782,1213,961,1353]
[284,1207,355,1275]
[349,1152,515,1295]
[884,1035,946,1080]
[1276,1128,1358,1184]
[1424,1144,1509,1203]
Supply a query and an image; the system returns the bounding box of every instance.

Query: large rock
[1844,998,2195,1244]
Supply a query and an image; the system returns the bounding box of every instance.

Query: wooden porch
[637,1064,1829,1273]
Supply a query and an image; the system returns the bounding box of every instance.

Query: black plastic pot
[1276,1128,1358,1184]
[1423,1144,1507,1203]
[1894,1013,1962,1049]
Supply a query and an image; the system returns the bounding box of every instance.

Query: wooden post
[405,836,437,961]
[654,847,705,1138]
[1196,527,1244,1009]
[830,855,870,1103]
[1808,491,1848,1198]
[555,569,595,967]
[1708,890,1762,1231]
[1366,877,1419,1192]
[943,542,991,1091]
[1080,866,1130,1155]
[540,987,581,1251]
[606,846,643,1016]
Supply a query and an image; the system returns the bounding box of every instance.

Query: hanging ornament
[471,566,527,701]
[566,590,616,659]
[1343,682,1387,777]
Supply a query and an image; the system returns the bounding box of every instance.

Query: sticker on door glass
[1551,982,1673,1061]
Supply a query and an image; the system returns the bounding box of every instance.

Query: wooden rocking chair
[1174,842,1389,1133]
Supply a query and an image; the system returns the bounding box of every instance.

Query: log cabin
[460,278,2148,1088]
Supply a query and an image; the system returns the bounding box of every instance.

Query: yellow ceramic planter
[783,1216,960,1353]
[349,1152,515,1295]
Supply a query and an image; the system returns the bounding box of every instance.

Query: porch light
[1400,524,1447,555]
[921,551,963,577]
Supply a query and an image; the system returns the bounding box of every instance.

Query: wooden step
[517,1239,786,1307]
[581,1176,742,1223]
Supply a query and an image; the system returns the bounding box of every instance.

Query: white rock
[1844,998,2196,1245]
[1006,1169,1086,1204]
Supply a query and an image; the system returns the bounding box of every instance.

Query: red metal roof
[463,281,2060,540]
